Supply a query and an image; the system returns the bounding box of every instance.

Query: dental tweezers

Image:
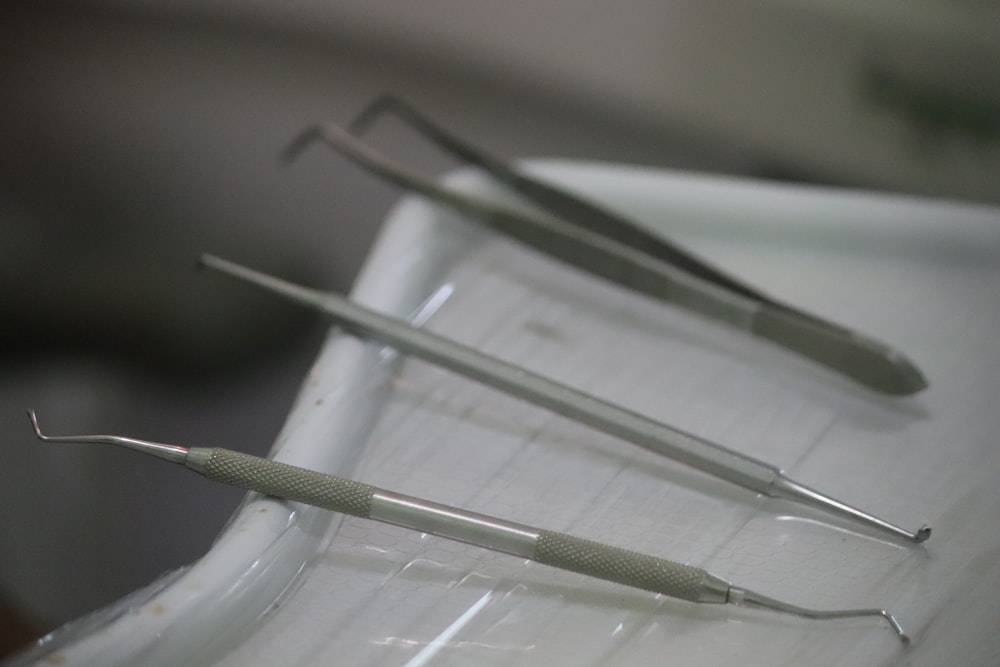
[26,411,910,642]
[199,254,930,544]
[281,96,927,395]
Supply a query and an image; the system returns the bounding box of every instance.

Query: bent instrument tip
[27,410,190,463]
[772,475,931,544]
[26,410,46,441]
[729,586,910,643]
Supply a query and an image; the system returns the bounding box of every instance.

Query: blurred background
[1,0,998,657]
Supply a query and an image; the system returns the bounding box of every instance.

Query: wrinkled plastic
[214,165,1000,666]
[12,162,1000,666]
[4,190,476,667]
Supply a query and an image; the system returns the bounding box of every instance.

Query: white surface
[16,162,1000,665]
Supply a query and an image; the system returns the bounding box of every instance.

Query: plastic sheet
[12,161,1000,666]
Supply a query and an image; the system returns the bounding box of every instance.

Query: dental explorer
[27,411,910,642]
[198,254,930,545]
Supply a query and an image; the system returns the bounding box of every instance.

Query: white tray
[16,161,1000,666]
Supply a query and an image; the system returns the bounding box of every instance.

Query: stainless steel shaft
[185,447,728,603]
[199,254,930,544]
[28,411,910,642]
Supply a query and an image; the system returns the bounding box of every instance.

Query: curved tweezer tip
[898,355,929,394]
[879,349,928,396]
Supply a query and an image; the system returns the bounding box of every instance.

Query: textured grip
[200,449,376,518]
[534,530,707,602]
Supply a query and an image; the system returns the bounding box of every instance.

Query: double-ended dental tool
[27,411,909,642]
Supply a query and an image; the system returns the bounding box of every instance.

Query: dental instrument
[198,253,930,544]
[26,411,910,642]
[281,98,927,395]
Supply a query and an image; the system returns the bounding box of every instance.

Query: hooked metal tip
[345,94,395,136]
[279,126,325,166]
[729,586,910,643]
[26,410,47,441]
[26,410,189,464]
[881,609,911,644]
[771,475,931,545]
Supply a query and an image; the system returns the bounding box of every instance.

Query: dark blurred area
[1,0,997,658]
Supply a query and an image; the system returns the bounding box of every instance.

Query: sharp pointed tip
[882,610,911,644]
[26,410,44,439]
[197,253,222,271]
[345,93,395,135]
[197,254,251,283]
[279,125,327,166]
[197,253,329,313]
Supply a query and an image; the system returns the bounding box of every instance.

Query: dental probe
[199,254,930,545]
[27,411,909,642]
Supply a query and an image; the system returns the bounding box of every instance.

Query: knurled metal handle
[194,448,376,518]
[533,530,710,602]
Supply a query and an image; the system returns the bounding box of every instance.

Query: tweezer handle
[307,122,761,333]
[297,118,926,395]
[185,447,727,603]
[351,94,771,304]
